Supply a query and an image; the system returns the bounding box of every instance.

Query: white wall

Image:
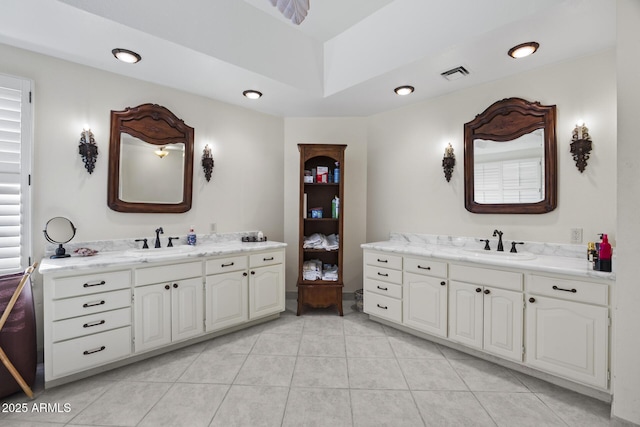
[0,43,285,264]
[283,118,368,293]
[613,0,640,424]
[366,50,616,245]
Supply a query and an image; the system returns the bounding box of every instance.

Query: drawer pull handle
[221,262,235,267]
[552,285,577,293]
[83,280,106,288]
[377,285,388,291]
[83,346,106,355]
[83,300,105,308]
[377,272,389,277]
[376,304,388,310]
[83,320,106,328]
[377,259,388,263]
[418,265,431,270]
[263,257,274,261]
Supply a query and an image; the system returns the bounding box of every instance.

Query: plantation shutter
[0,74,32,274]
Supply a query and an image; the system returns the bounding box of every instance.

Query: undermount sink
[461,248,537,261]
[125,245,196,257]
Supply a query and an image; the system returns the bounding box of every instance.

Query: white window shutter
[0,74,32,274]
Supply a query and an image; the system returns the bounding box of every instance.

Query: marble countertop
[362,233,615,281]
[39,234,286,275]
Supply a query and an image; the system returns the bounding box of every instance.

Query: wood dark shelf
[297,144,346,316]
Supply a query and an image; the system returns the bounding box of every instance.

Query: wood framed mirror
[108,103,194,213]
[464,97,557,214]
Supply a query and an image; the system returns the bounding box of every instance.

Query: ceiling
[0,0,615,117]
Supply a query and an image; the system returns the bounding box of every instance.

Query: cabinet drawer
[365,265,402,285]
[364,278,402,299]
[52,289,131,321]
[206,255,247,275]
[51,326,131,378]
[404,257,447,277]
[136,261,202,286]
[52,307,132,343]
[52,270,131,299]
[364,291,402,323]
[449,264,522,291]
[526,275,608,305]
[365,251,402,270]
[249,251,283,268]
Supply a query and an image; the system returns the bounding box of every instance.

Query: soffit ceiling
[0,0,615,117]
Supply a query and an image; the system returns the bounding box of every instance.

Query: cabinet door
[403,273,447,337]
[171,277,204,342]
[250,264,284,319]
[526,295,609,389]
[134,283,171,353]
[448,281,483,349]
[205,271,248,332]
[483,287,523,361]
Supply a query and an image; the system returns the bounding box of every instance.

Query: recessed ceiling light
[112,48,142,64]
[243,90,262,100]
[394,86,414,96]
[508,42,540,59]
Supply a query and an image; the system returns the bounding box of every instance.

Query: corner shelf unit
[297,144,346,315]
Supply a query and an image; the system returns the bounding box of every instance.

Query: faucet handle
[479,239,491,251]
[135,238,149,249]
[167,237,179,247]
[510,241,524,253]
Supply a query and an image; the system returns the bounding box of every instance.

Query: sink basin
[125,245,196,257]
[461,248,537,261]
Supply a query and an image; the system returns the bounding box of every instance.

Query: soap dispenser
[597,234,612,272]
[187,226,197,246]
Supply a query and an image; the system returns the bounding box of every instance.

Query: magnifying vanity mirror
[108,103,194,213]
[464,97,557,214]
[43,217,76,258]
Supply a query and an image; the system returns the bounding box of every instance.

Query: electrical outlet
[570,228,583,244]
[210,223,217,233]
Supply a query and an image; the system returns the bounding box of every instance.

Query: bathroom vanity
[362,233,614,398]
[39,235,285,387]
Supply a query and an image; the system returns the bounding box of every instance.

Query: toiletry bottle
[332,196,339,219]
[587,242,596,267]
[598,234,612,272]
[334,162,340,183]
[187,226,197,246]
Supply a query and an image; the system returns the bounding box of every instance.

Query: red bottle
[598,234,612,272]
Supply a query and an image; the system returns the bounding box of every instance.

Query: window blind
[0,74,31,274]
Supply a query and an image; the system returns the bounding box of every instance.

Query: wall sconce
[202,144,214,182]
[442,143,455,182]
[78,128,98,174]
[570,122,592,173]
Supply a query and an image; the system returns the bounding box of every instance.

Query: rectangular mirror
[108,104,194,213]
[464,97,557,214]
[473,130,544,204]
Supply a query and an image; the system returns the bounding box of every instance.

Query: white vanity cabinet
[134,261,203,353]
[44,269,132,381]
[205,255,248,332]
[363,251,403,323]
[449,264,524,361]
[249,251,285,319]
[403,257,448,337]
[525,274,610,389]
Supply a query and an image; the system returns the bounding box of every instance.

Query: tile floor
[0,300,612,427]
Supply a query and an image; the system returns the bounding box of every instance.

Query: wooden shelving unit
[297,144,346,316]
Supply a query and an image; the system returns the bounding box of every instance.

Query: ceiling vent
[441,66,469,81]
